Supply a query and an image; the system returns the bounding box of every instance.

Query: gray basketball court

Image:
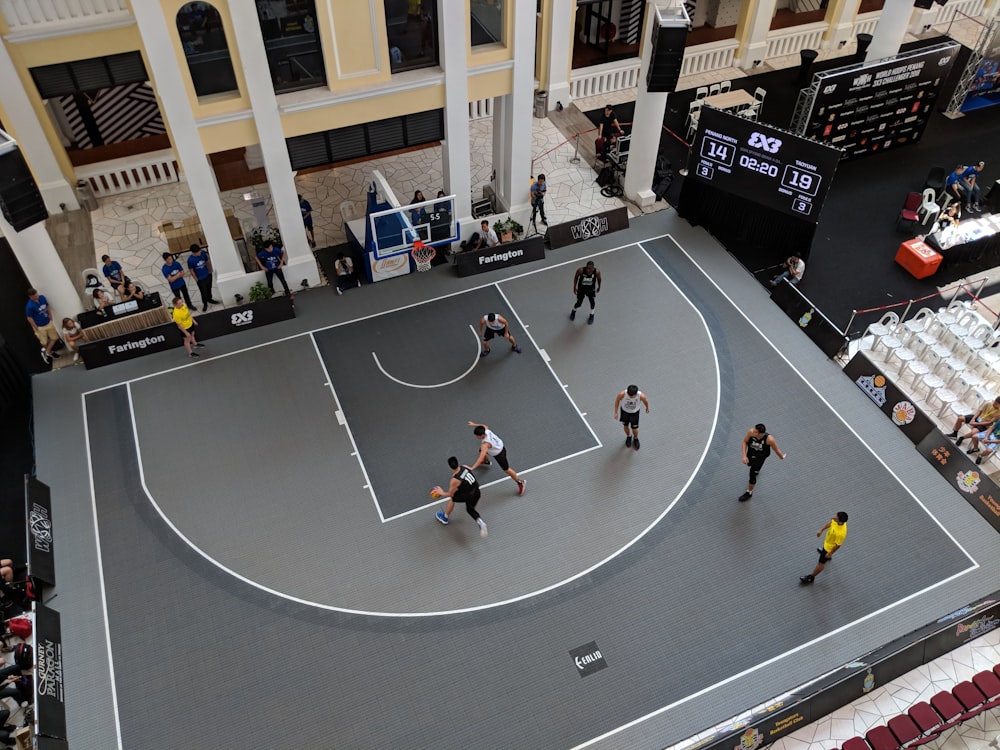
[34,212,998,749]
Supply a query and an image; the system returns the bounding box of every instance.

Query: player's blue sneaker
[512,345,522,353]
[435,511,449,525]
[480,349,489,358]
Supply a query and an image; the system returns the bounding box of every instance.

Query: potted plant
[493,216,523,243]
[248,281,273,302]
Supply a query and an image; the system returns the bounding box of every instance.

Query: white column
[825,0,862,50]
[226,0,320,292]
[867,0,913,62]
[546,0,575,111]
[493,0,537,217]
[131,3,246,288]
[0,43,78,212]
[439,0,472,220]
[0,217,81,320]
[623,4,669,208]
[738,0,778,70]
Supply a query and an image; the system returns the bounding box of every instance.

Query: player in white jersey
[613,385,650,450]
[467,421,526,495]
[478,313,521,357]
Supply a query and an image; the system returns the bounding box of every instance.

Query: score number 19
[780,165,822,197]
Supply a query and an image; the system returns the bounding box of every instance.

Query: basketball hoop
[411,240,436,272]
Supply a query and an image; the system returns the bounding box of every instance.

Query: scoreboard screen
[688,107,842,222]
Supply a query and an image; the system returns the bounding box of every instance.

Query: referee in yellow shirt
[171,296,205,358]
[800,512,847,584]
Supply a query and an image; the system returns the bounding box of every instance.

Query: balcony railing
[765,22,827,60]
[0,0,132,41]
[75,150,180,199]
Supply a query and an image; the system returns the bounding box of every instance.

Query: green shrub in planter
[249,281,273,302]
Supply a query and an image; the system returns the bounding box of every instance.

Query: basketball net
[411,239,436,272]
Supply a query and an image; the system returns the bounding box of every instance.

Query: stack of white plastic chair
[862,311,899,356]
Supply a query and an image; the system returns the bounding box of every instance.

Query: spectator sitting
[409,191,428,225]
[121,282,145,302]
[101,254,129,294]
[937,202,961,232]
[945,164,967,204]
[61,318,84,363]
[334,252,358,295]
[92,288,114,313]
[960,161,985,212]
[481,220,499,248]
[769,255,805,287]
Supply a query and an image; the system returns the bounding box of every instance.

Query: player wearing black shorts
[479,313,521,356]
[434,457,487,538]
[570,261,602,324]
[613,385,650,450]
[739,423,786,501]
[467,421,526,495]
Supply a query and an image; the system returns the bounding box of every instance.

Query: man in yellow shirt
[800,512,847,584]
[171,296,205,358]
[948,396,1000,444]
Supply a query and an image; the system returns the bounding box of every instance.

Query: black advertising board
[454,235,545,277]
[34,604,67,741]
[36,738,70,750]
[546,207,629,249]
[804,42,959,160]
[25,476,56,588]
[79,322,179,369]
[916,430,1000,533]
[196,295,295,340]
[688,107,841,223]
[922,597,1000,661]
[770,281,847,358]
[842,353,935,445]
[79,295,296,369]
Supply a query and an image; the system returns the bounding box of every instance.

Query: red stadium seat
[994,663,1000,681]
[841,737,871,750]
[865,724,900,750]
[953,680,986,712]
[887,714,921,745]
[973,669,1000,702]
[930,690,963,723]
[907,701,944,734]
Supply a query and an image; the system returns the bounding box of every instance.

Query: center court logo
[569,641,608,677]
[748,132,782,153]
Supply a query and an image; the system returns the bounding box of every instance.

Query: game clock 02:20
[689,107,841,222]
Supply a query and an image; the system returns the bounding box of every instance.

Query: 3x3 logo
[748,132,782,153]
[231,310,254,326]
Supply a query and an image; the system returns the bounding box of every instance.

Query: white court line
[495,284,604,449]
[79,233,674,398]
[308,332,384,522]
[101,243,717,617]
[371,325,481,388]
[82,393,125,750]
[569,234,982,750]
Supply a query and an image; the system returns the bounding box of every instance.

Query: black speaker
[0,148,47,233]
[646,23,687,93]
[934,0,949,6]
[914,0,934,9]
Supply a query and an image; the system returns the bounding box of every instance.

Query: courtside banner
[842,353,935,445]
[34,604,67,741]
[454,235,545,277]
[80,322,179,369]
[546,207,629,249]
[196,295,295,340]
[25,476,55,587]
[916,430,1000,533]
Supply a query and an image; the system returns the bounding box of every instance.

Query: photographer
[530,174,548,226]
[769,255,805,287]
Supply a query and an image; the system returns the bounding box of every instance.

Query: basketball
[430,486,443,499]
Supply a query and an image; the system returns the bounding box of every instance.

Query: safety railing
[935,0,986,27]
[680,39,739,77]
[852,12,882,39]
[0,0,131,39]
[570,59,643,100]
[765,22,827,60]
[75,149,180,199]
[468,98,493,121]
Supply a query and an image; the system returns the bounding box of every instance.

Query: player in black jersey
[739,423,786,501]
[570,261,602,324]
[434,456,488,538]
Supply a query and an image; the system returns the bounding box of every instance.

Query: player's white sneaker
[479,521,488,538]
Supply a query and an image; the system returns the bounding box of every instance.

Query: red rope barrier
[852,277,992,315]
[661,123,690,148]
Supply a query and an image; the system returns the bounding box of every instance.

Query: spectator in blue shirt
[101,254,129,294]
[530,174,548,225]
[255,241,292,296]
[186,244,220,312]
[299,194,316,248]
[961,161,985,212]
[25,288,60,364]
[162,252,193,308]
[945,164,967,205]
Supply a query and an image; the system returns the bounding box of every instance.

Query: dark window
[471,0,504,47]
[177,2,239,97]
[255,0,326,94]
[286,110,445,171]
[384,0,440,73]
[30,52,148,99]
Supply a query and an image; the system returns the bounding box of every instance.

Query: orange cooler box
[895,239,943,279]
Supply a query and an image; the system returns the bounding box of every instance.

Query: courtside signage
[455,235,545,277]
[547,207,629,249]
[80,322,178,368]
[842,353,934,444]
[25,477,56,587]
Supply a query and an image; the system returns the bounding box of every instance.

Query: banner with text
[34,604,67,741]
[546,207,630,249]
[24,476,56,588]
